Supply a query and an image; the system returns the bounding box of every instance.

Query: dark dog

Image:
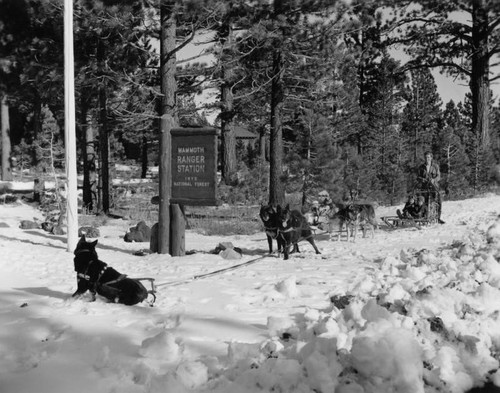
[277,204,321,260]
[259,204,284,254]
[72,236,155,305]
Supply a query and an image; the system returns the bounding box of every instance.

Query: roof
[232,125,258,139]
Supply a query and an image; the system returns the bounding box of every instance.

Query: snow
[1,195,500,393]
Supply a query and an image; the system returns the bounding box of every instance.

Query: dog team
[71,190,376,306]
[259,190,379,260]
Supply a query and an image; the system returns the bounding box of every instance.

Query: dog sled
[382,187,440,229]
[96,276,157,306]
[73,236,158,306]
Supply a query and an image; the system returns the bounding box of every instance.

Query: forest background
[1,0,500,214]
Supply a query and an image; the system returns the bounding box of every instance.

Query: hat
[318,190,329,197]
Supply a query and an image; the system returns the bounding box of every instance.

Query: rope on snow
[155,253,273,288]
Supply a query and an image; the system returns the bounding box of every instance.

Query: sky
[176,37,484,126]
[431,67,500,107]
[175,13,500,122]
[432,72,470,105]
[2,185,500,393]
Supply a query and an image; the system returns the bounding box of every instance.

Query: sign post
[171,128,218,206]
[152,127,218,256]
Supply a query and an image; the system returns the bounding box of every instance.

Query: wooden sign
[170,127,218,206]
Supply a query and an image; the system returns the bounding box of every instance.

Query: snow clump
[201,229,500,393]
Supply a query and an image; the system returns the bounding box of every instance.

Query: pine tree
[343,0,387,155]
[342,147,374,201]
[489,105,500,186]
[277,6,357,204]
[460,93,498,193]
[73,0,158,213]
[436,101,470,197]
[400,68,442,188]
[34,105,64,176]
[0,0,64,168]
[228,0,340,206]
[387,0,500,146]
[361,55,407,202]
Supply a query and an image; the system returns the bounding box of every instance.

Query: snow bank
[198,222,500,393]
[2,196,500,393]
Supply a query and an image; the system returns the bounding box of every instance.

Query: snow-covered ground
[1,194,500,393]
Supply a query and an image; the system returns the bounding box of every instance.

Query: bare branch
[397,59,471,77]
[488,16,500,35]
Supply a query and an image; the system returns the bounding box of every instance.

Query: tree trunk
[301,122,312,207]
[445,144,451,190]
[98,87,110,214]
[1,95,12,181]
[81,100,96,213]
[221,75,237,185]
[470,0,490,146]
[269,0,285,207]
[97,39,110,214]
[258,126,267,161]
[220,20,237,185]
[472,134,480,193]
[157,0,180,255]
[413,86,420,168]
[141,134,148,179]
[32,93,41,167]
[357,31,366,156]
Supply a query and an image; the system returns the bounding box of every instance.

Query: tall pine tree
[400,68,442,188]
[436,100,470,197]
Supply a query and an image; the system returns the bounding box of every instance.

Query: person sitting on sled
[412,195,428,219]
[397,195,417,219]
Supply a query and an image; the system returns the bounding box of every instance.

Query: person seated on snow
[397,195,417,219]
[412,195,428,219]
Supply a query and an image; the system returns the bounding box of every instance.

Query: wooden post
[158,114,172,254]
[1,95,12,181]
[170,204,185,255]
[64,0,78,252]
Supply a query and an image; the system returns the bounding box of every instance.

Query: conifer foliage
[0,0,499,208]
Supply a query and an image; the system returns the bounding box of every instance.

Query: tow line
[155,253,272,288]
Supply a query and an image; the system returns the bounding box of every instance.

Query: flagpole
[64,0,78,251]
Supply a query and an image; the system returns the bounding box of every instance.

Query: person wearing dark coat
[397,195,417,219]
[413,195,428,219]
[416,151,445,224]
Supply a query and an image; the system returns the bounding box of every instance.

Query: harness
[75,249,96,283]
[76,259,125,291]
[279,226,296,234]
[278,221,314,240]
[264,225,279,239]
[261,214,279,239]
[74,249,156,305]
[96,266,128,288]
